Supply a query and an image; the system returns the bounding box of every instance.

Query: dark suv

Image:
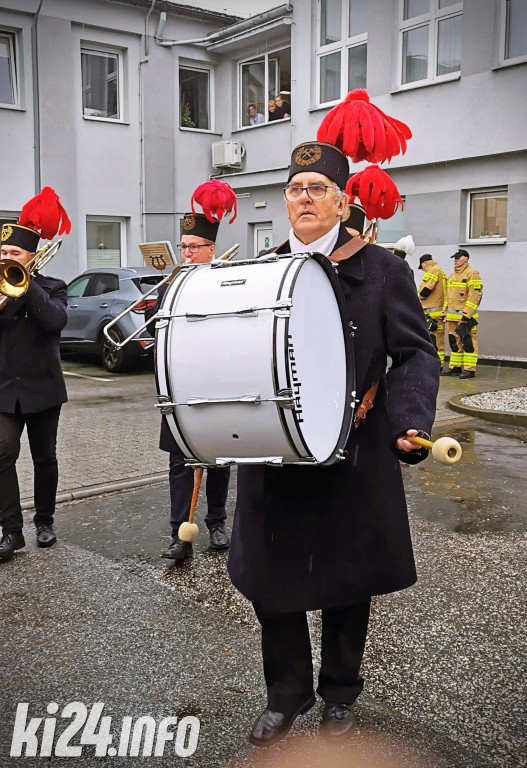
[60,267,162,372]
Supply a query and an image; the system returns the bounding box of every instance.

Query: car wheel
[100,328,129,373]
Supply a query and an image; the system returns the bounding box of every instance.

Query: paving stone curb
[448,391,527,427]
[21,471,168,511]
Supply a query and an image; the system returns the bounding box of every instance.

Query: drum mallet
[409,435,462,465]
[178,468,204,543]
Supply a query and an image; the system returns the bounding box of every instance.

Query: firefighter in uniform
[441,248,482,379]
[417,254,446,366]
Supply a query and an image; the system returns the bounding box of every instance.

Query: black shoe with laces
[209,524,230,550]
[0,532,26,561]
[161,537,192,560]
[441,367,462,376]
[36,525,57,548]
[249,695,315,747]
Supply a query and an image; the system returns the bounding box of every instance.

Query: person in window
[274,94,291,119]
[146,181,238,561]
[268,99,278,121]
[0,188,71,562]
[248,104,265,126]
[227,135,439,745]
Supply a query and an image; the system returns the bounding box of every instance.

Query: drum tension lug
[277,388,294,409]
[155,396,175,415]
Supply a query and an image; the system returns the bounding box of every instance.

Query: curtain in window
[0,36,14,105]
[437,15,461,75]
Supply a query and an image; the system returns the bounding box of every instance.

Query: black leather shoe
[441,367,462,376]
[0,532,26,561]
[249,695,315,747]
[161,537,192,560]
[459,370,475,379]
[320,703,357,740]
[209,524,230,550]
[36,525,57,548]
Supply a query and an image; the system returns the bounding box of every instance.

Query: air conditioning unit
[212,140,243,169]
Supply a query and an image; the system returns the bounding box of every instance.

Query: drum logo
[221,279,246,286]
[287,334,303,422]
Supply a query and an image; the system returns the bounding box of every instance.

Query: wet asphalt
[1,359,526,767]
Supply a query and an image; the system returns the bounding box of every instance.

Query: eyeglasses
[177,243,212,255]
[283,184,333,201]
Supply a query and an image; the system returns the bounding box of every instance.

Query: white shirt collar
[288,221,341,257]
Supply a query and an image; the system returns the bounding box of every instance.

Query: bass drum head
[287,257,349,463]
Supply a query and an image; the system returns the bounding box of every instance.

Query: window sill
[233,118,291,133]
[82,115,129,125]
[179,127,222,135]
[0,103,25,111]
[460,239,507,246]
[492,58,527,71]
[391,72,460,94]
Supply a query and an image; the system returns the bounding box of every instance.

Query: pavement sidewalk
[16,362,527,509]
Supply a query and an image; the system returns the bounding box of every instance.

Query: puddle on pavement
[404,421,527,533]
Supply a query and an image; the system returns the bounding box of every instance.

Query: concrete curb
[448,392,527,427]
[21,471,168,511]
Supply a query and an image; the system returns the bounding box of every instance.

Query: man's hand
[396,429,422,453]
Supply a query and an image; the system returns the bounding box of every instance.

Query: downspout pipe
[32,0,44,194]
[140,0,156,242]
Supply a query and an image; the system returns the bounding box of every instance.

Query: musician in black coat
[227,142,440,745]
[0,217,68,562]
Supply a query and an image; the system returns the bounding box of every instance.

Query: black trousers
[0,406,61,534]
[168,451,230,537]
[253,599,371,715]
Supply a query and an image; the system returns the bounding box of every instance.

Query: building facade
[1,0,526,357]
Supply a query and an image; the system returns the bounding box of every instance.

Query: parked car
[60,267,162,372]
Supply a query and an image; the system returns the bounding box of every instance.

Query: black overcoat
[0,274,68,414]
[227,226,440,613]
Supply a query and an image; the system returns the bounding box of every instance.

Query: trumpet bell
[0,259,30,298]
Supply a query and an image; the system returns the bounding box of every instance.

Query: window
[468,189,507,241]
[86,219,123,268]
[86,273,119,296]
[501,0,527,64]
[0,32,16,106]
[179,65,211,130]
[317,0,367,106]
[67,275,91,299]
[239,48,291,127]
[376,200,406,245]
[81,47,121,120]
[399,0,462,87]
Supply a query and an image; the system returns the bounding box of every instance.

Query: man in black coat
[227,142,440,745]
[0,218,68,562]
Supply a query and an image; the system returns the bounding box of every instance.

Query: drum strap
[330,236,368,263]
[353,381,379,430]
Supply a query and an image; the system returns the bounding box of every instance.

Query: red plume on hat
[191,179,237,224]
[345,165,403,220]
[317,89,412,164]
[18,186,71,241]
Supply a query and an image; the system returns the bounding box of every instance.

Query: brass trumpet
[0,239,63,311]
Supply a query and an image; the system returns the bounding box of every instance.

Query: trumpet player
[0,188,71,563]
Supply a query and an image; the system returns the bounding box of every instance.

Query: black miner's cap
[288,142,350,190]
[342,202,366,233]
[452,248,469,259]
[1,222,40,252]
[419,253,433,269]
[181,213,219,243]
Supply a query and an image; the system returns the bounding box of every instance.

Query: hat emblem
[1,224,13,242]
[295,144,322,167]
[182,214,195,232]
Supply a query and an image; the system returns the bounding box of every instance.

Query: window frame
[375,196,407,248]
[237,45,291,130]
[80,43,124,123]
[498,0,527,67]
[465,188,508,245]
[0,30,19,108]
[178,61,214,133]
[86,216,127,269]
[397,0,463,91]
[316,0,368,108]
